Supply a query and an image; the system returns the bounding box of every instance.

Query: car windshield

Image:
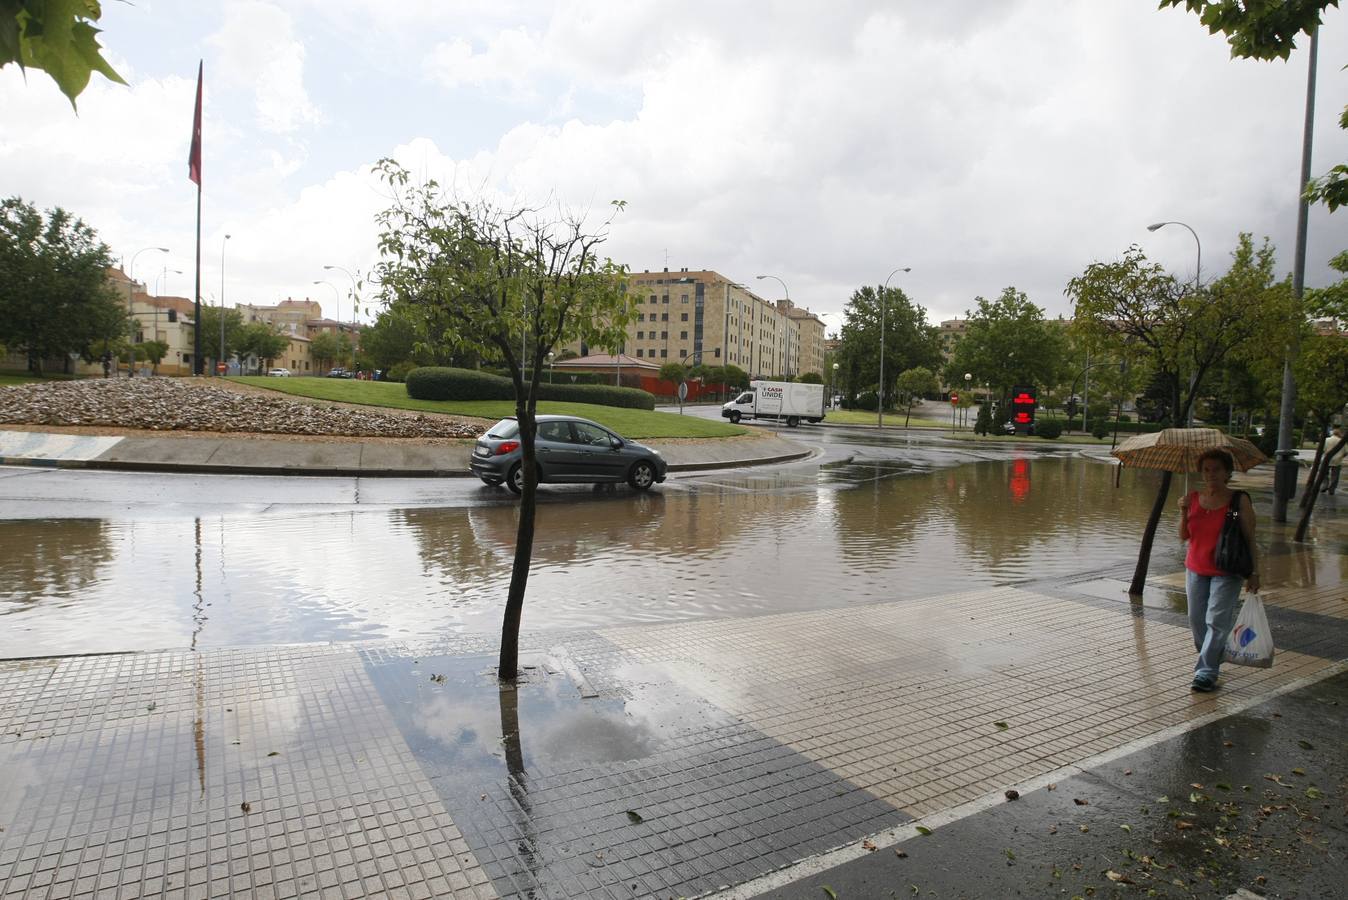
[486,418,520,439]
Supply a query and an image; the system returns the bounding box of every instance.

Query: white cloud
[206,1,321,134]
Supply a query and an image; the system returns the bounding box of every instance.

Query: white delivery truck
[721,380,825,427]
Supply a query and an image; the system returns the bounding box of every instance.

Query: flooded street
[0,449,1200,657]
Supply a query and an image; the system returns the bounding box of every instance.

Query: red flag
[188,61,203,186]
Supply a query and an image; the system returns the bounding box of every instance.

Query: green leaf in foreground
[822,886,837,899]
[994,721,1009,730]
[1297,739,1315,750]
[914,825,932,836]
[1305,787,1323,800]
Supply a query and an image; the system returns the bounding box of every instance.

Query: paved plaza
[2,503,1344,898]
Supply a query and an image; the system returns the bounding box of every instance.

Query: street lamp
[878,267,911,428]
[964,372,972,428]
[322,264,357,323]
[1146,221,1200,424]
[755,274,791,377]
[219,234,231,375]
[312,280,341,319]
[127,246,169,377]
[547,351,555,384]
[832,361,840,409]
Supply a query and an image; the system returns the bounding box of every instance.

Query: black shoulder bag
[1214,490,1254,578]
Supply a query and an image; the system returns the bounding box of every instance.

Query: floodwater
[0,456,1274,658]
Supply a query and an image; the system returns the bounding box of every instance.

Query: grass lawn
[0,373,83,386]
[231,376,748,439]
[825,407,955,428]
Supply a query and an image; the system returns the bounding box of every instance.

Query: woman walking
[1177,448,1260,692]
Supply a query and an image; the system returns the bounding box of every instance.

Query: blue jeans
[1186,571,1243,682]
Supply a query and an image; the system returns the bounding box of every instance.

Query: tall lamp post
[832,362,840,409]
[218,234,231,375]
[878,266,911,428]
[322,264,358,324]
[1146,221,1200,426]
[755,274,790,378]
[127,246,169,377]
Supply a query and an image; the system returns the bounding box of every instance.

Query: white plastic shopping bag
[1224,593,1275,669]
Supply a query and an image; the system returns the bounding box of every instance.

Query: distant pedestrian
[1321,427,1344,495]
[1177,448,1259,693]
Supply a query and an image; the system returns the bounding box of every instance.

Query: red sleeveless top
[1184,491,1231,576]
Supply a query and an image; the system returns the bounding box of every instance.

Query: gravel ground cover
[0,377,484,439]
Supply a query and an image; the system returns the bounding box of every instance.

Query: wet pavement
[1,428,1346,899]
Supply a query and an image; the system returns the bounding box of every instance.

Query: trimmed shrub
[1091,419,1110,440]
[1036,420,1063,440]
[405,366,655,410]
[854,390,879,411]
[385,361,416,383]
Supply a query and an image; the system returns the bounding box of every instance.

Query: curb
[0,449,817,478]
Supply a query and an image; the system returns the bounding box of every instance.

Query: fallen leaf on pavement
[625,810,644,824]
[1073,798,1089,806]
[822,887,837,900]
[1175,821,1195,830]
[1004,789,1020,801]
[914,826,932,836]
[895,849,908,858]
[1297,739,1314,750]
[862,839,877,852]
[1105,870,1136,884]
[994,721,1009,730]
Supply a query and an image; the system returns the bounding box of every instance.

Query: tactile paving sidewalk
[1,558,1344,899]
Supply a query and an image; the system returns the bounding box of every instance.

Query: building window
[661,331,668,339]
[637,331,644,339]
[649,295,656,304]
[681,312,688,321]
[635,349,643,357]
[680,331,688,339]
[681,294,689,303]
[660,349,668,358]
[714,348,721,358]
[663,295,670,304]
[661,313,668,321]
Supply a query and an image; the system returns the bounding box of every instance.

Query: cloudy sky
[4,1,1347,329]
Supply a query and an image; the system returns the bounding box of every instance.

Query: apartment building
[579,269,825,379]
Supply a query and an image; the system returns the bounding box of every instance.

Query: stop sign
[950,393,959,405]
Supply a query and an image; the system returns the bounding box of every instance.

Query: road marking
[0,430,123,461]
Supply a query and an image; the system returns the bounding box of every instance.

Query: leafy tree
[1305,249,1348,322]
[1066,236,1298,594]
[359,308,421,370]
[894,366,938,427]
[1,0,125,107]
[722,364,750,391]
[945,287,1067,401]
[797,371,823,384]
[140,339,168,373]
[310,331,352,371]
[658,361,687,389]
[834,284,942,407]
[0,196,125,374]
[236,322,289,367]
[975,400,992,436]
[194,306,245,368]
[1292,334,1348,538]
[1159,1,1347,210]
[373,158,633,681]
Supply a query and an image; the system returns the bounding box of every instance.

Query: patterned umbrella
[1111,427,1268,473]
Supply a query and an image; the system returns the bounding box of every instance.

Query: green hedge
[405,367,656,410]
[1035,420,1063,440]
[1058,418,1166,434]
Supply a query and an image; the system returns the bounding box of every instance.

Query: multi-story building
[578,269,826,379]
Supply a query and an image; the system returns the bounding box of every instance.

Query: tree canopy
[833,284,942,404]
[0,196,125,373]
[1,0,125,107]
[944,287,1067,400]
[1159,0,1347,210]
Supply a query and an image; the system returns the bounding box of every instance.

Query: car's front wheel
[786,415,799,427]
[628,460,656,491]
[728,411,741,424]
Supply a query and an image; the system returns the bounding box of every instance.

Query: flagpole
[189,60,204,375]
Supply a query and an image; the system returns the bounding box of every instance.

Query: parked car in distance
[326,368,352,378]
[267,368,291,377]
[470,415,667,494]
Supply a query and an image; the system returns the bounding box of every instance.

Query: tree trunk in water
[1295,435,1346,542]
[1298,432,1326,511]
[1128,470,1173,596]
[498,414,537,682]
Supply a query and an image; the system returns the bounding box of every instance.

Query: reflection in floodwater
[2,458,1217,656]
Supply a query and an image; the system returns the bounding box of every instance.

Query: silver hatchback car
[469,415,668,494]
